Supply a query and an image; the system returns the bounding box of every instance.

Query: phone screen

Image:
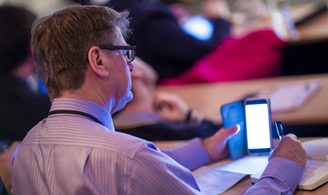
[245,100,271,153]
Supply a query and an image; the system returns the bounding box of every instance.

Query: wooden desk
[153,137,328,195]
[222,137,328,195]
[157,74,328,125]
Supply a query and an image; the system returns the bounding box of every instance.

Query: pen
[275,121,284,140]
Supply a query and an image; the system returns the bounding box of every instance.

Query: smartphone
[244,98,272,154]
[220,100,247,159]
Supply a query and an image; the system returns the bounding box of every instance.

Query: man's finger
[285,133,297,139]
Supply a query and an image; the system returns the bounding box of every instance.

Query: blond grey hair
[31,5,130,99]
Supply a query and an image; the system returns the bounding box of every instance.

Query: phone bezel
[244,98,273,154]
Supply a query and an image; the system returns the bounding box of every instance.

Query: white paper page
[193,166,246,195]
[217,155,269,174]
[302,138,328,161]
[252,159,328,190]
[299,160,328,190]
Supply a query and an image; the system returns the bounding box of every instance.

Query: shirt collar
[50,98,114,130]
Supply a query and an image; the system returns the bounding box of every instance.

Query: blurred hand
[170,3,191,25]
[0,141,21,193]
[203,125,240,162]
[153,92,190,122]
[269,134,306,168]
[202,0,230,21]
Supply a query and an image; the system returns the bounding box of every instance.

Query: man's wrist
[260,157,304,192]
[186,110,204,124]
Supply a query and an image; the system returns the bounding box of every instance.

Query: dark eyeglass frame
[98,45,137,63]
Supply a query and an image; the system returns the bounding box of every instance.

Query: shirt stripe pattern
[12,98,303,195]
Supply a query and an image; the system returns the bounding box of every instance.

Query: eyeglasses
[99,45,137,63]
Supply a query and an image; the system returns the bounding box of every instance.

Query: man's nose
[128,61,135,72]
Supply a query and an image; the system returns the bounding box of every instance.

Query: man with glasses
[98,45,136,63]
[12,5,306,194]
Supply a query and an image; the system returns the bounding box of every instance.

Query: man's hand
[202,0,230,21]
[0,141,21,193]
[154,92,205,123]
[269,134,307,168]
[154,92,191,122]
[203,125,240,162]
[170,3,191,25]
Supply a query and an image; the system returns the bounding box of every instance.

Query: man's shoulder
[82,130,152,158]
[22,120,151,159]
[97,130,150,151]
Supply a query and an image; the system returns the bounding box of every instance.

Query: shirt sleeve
[128,141,203,195]
[245,157,304,195]
[160,138,210,171]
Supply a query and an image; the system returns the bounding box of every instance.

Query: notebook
[255,80,321,112]
[251,138,328,190]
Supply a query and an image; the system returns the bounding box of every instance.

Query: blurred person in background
[0,0,70,16]
[0,5,51,142]
[114,57,222,140]
[80,0,232,82]
[0,141,20,195]
[80,0,286,86]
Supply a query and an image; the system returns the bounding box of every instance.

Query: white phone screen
[245,103,271,149]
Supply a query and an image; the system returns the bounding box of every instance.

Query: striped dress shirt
[12,98,303,195]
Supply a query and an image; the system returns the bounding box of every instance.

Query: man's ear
[88,46,109,77]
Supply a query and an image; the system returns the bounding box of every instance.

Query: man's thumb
[224,124,240,140]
